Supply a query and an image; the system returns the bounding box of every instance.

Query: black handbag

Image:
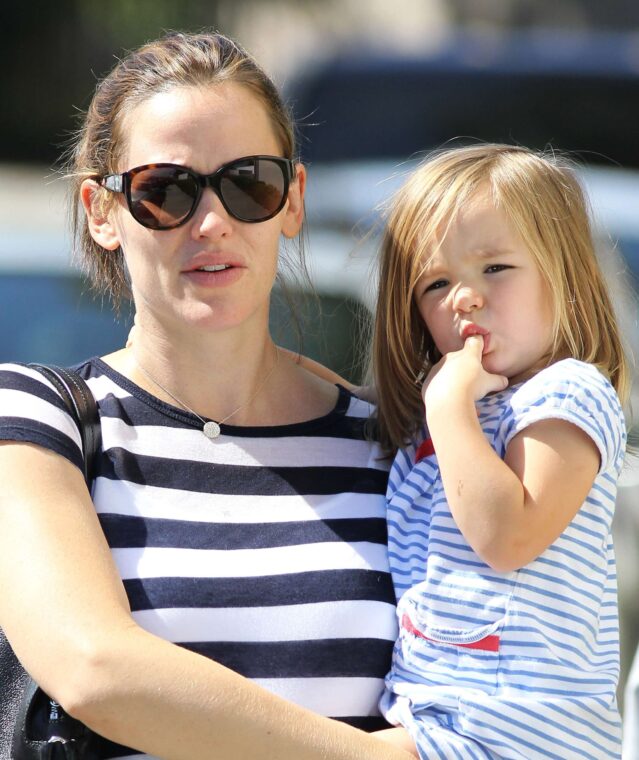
[0,365,102,760]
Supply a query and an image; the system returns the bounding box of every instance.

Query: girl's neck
[507,351,560,387]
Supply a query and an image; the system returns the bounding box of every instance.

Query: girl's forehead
[450,193,520,243]
[415,203,527,273]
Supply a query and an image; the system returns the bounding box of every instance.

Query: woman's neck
[107,318,281,425]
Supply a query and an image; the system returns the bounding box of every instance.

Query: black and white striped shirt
[0,359,397,759]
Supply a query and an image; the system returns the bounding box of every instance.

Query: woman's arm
[376,727,420,757]
[423,338,599,573]
[0,441,412,760]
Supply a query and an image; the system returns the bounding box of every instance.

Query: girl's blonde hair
[66,31,296,305]
[374,143,631,453]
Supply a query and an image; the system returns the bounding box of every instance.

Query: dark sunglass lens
[220,159,287,221]
[129,166,198,228]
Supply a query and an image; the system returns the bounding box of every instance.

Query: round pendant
[203,420,221,439]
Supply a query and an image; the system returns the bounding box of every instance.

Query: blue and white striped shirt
[381,359,626,760]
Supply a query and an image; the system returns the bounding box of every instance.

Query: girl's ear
[80,179,121,251]
[281,163,306,239]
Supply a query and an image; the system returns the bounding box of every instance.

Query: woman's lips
[182,265,244,287]
[181,251,247,287]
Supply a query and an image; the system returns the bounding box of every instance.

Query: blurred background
[2,0,638,722]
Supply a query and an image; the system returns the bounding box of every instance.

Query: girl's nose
[453,285,484,313]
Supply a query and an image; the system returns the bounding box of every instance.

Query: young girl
[371,144,629,759]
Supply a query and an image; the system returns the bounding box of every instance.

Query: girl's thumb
[464,334,484,353]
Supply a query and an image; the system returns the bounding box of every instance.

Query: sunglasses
[100,155,296,230]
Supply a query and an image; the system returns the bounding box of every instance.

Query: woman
[0,32,414,759]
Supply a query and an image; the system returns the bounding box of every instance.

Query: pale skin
[0,82,415,759]
[416,190,600,572]
[298,190,604,756]
[423,335,600,571]
[302,192,600,575]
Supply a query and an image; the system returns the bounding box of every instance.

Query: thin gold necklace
[135,347,280,439]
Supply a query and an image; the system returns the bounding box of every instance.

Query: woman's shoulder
[341,386,377,420]
[272,357,372,430]
[260,382,379,442]
[0,360,106,472]
[1,356,104,380]
[0,356,129,433]
[0,357,125,405]
[0,359,90,395]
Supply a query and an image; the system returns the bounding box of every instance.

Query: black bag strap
[28,365,101,486]
[7,366,102,760]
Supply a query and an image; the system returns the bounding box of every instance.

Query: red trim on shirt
[415,437,435,462]
[401,613,500,652]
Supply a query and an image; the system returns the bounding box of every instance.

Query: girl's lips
[461,324,490,353]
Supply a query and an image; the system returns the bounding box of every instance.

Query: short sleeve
[387,424,428,499]
[0,363,84,471]
[500,359,626,476]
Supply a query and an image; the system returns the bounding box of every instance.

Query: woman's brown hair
[66,31,296,305]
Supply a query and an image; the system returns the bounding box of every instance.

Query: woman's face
[93,83,304,338]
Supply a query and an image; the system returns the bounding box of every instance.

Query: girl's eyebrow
[419,246,517,278]
[474,247,516,258]
[419,260,445,278]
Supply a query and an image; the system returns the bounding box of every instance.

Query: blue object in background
[0,274,133,365]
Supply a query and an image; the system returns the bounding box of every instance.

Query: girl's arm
[281,348,380,402]
[0,441,413,760]
[283,348,355,389]
[423,337,600,573]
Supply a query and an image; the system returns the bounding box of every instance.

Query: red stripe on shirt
[415,437,435,462]
[401,613,500,652]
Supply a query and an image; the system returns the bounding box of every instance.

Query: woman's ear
[281,163,306,239]
[80,179,121,251]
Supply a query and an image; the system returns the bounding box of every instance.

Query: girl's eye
[424,279,448,293]
[485,264,512,274]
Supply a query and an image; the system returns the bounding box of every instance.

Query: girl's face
[414,188,555,384]
[87,83,304,340]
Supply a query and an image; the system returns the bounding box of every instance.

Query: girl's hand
[278,348,359,393]
[423,335,508,410]
[125,314,138,348]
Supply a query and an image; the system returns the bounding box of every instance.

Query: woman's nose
[453,285,484,313]
[190,188,233,239]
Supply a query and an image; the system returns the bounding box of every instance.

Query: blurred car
[289,27,639,290]
[288,29,639,406]
[0,165,132,365]
[6,28,639,366]
[286,28,639,387]
[0,166,361,374]
[284,28,639,709]
[2,29,638,703]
